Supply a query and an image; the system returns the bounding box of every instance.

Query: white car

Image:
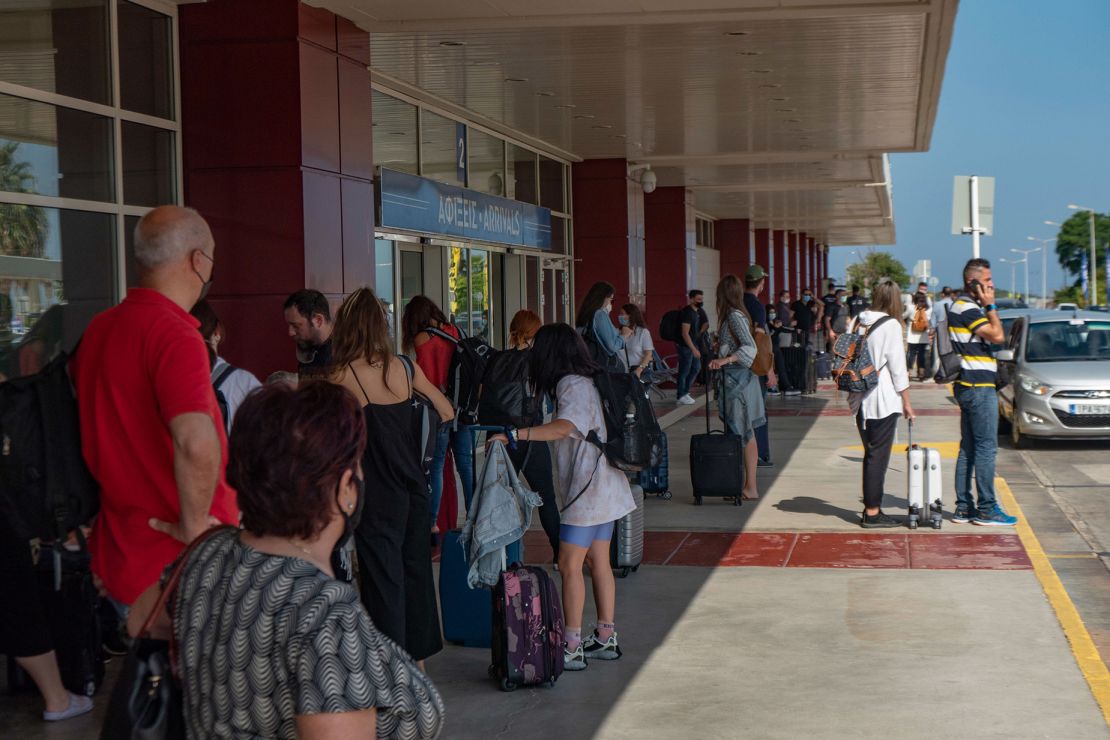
[1057,303,1079,311]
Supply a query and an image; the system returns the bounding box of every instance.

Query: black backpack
[588,371,664,473]
[478,348,538,428]
[0,350,99,542]
[398,355,441,477]
[426,325,493,426]
[658,309,682,343]
[933,309,962,384]
[213,363,237,434]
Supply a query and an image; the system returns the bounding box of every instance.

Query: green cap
[745,264,767,281]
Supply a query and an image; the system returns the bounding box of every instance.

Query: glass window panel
[524,256,540,317]
[125,213,139,287]
[542,268,555,325]
[539,156,565,212]
[0,0,111,105]
[469,129,504,197]
[550,216,567,255]
[469,249,489,341]
[122,121,174,206]
[0,206,114,380]
[507,144,537,205]
[419,110,462,187]
[449,246,468,333]
[372,91,417,175]
[0,94,114,202]
[399,250,423,312]
[118,0,174,119]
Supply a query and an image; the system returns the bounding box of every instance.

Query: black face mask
[335,475,365,553]
[193,251,214,305]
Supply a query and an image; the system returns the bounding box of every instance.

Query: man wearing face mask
[283,289,334,380]
[676,289,707,405]
[72,206,239,612]
[825,288,851,344]
[790,288,818,349]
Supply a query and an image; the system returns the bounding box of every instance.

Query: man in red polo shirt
[72,206,239,607]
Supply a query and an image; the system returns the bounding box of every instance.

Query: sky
[827,0,1110,298]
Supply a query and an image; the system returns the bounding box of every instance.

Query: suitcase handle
[907,417,915,449]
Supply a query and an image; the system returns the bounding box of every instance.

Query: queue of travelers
[0,202,1018,735]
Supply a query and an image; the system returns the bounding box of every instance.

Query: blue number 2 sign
[456,122,467,185]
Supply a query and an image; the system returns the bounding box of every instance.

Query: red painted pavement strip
[787,533,910,568]
[665,532,796,567]
[908,534,1031,570]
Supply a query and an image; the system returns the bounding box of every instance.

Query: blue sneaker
[972,508,1018,527]
[952,507,977,524]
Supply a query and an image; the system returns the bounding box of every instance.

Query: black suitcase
[32,541,104,696]
[781,347,807,393]
[689,374,745,506]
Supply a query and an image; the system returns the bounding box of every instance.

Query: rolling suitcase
[906,420,943,529]
[815,352,832,380]
[439,529,522,648]
[610,483,644,578]
[781,346,807,392]
[637,431,671,499]
[490,564,564,692]
[689,373,745,506]
[804,350,817,393]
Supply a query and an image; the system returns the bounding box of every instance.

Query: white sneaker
[677,394,696,405]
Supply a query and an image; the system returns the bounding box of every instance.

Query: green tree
[1052,211,1109,303]
[846,250,911,292]
[1054,285,1085,307]
[0,141,48,258]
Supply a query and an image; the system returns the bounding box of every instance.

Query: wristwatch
[985,303,997,312]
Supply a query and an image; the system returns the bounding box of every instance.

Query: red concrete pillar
[644,186,695,319]
[797,232,808,294]
[788,231,800,297]
[715,218,751,281]
[571,159,645,312]
[806,237,816,293]
[753,228,771,304]
[771,230,787,299]
[180,0,372,379]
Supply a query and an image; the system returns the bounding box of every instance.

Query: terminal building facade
[0,0,955,379]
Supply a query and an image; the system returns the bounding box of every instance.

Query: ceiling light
[469,60,500,67]
[555,104,577,109]
[725,31,749,36]
[536,91,555,97]
[759,83,782,89]
[611,134,627,139]
[504,77,529,83]
[769,97,789,102]
[736,51,762,56]
[574,114,595,120]
[748,69,774,74]
[775,108,796,113]
[785,118,802,123]
[439,40,466,47]
[592,124,613,130]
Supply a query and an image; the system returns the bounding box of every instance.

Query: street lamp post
[999,257,1024,298]
[1011,247,1040,303]
[1028,235,1055,308]
[1068,204,1100,305]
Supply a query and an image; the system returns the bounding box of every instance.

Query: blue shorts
[559,521,616,549]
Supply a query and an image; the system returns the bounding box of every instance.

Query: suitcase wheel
[500,677,518,692]
[931,515,943,530]
[631,565,639,573]
[616,566,631,579]
[546,678,557,689]
[694,496,703,506]
[908,518,919,530]
[662,490,673,501]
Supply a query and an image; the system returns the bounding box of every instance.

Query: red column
[180,0,372,379]
[771,230,787,299]
[806,237,816,293]
[715,218,751,280]
[644,186,694,319]
[753,228,771,304]
[572,159,644,311]
[798,232,808,294]
[789,231,800,297]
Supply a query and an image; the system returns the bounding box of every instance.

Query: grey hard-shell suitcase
[610,483,644,578]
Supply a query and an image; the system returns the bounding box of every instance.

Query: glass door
[398,244,423,345]
[373,238,396,340]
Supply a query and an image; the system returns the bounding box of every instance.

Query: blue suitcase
[439,529,522,648]
[638,431,671,499]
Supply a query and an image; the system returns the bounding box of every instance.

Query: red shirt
[415,323,459,390]
[72,289,239,604]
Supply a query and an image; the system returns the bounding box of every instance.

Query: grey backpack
[831,316,894,393]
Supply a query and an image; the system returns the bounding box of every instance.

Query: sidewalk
[428,381,1110,739]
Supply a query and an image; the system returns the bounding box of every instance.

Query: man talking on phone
[948,258,1014,526]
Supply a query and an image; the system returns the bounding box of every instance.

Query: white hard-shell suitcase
[906,419,943,529]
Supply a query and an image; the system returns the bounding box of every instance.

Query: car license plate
[1069,404,1110,415]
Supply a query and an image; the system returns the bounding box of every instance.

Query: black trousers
[906,343,929,374]
[855,412,899,510]
[509,441,560,561]
[0,524,52,657]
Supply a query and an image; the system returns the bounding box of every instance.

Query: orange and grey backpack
[831,316,894,393]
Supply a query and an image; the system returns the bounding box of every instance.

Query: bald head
[133,206,213,271]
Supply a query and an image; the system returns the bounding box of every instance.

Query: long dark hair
[528,323,599,399]
[716,274,752,331]
[575,281,615,329]
[401,295,449,353]
[621,303,647,331]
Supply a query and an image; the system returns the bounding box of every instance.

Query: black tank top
[350,364,424,496]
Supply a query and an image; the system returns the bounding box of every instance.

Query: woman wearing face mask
[331,288,454,665]
[126,382,445,739]
[191,299,262,433]
[575,281,625,371]
[618,303,655,377]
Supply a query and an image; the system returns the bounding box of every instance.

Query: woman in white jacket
[848,280,917,528]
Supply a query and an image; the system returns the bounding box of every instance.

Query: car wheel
[1010,405,1031,449]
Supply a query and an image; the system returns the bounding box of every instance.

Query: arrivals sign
[378,168,553,250]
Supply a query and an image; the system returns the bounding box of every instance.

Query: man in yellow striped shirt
[948,258,1014,526]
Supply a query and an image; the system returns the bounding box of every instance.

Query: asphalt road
[997,434,1110,667]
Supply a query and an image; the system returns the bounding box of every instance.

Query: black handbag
[100,528,229,740]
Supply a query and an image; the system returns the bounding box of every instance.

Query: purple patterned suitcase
[489,564,564,691]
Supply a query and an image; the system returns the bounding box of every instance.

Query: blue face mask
[768,311,777,321]
[804,295,813,303]
[618,315,630,326]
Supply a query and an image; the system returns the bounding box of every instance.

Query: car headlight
[1018,375,1050,395]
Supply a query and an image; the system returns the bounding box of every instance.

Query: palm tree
[0,141,49,257]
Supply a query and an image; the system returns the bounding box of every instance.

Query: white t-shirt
[622,326,656,368]
[212,357,262,431]
[551,375,636,527]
